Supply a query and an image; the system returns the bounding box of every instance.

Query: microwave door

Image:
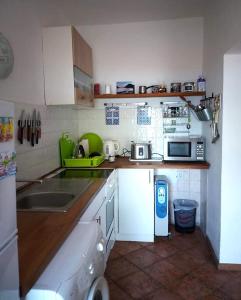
[168,142,192,161]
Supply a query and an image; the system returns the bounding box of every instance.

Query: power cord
[120,148,131,157]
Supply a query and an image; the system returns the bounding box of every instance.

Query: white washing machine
[25,221,109,300]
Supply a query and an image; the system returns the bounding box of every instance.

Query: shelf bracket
[179,96,195,109]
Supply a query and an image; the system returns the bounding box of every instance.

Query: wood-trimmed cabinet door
[117,168,154,242]
[72,26,93,78]
[42,26,93,106]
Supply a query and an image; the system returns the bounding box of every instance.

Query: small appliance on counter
[163,136,205,162]
[130,141,152,160]
[103,140,120,160]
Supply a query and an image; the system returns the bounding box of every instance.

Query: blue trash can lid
[173,199,198,211]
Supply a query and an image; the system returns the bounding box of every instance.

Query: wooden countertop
[100,157,209,169]
[17,158,209,296]
[17,179,105,296]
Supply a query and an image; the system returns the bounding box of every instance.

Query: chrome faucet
[16,179,43,184]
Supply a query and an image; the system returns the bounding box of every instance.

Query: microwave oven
[163,136,205,161]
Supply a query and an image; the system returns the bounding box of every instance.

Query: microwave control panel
[196,141,205,160]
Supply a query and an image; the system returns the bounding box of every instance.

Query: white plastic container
[197,76,206,92]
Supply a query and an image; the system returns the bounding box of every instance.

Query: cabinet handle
[149,170,151,184]
[96,216,101,225]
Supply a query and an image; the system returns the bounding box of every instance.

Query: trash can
[173,199,198,233]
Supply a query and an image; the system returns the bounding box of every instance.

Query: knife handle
[17,121,23,144]
[31,132,35,147]
[27,125,31,141]
[36,130,39,144]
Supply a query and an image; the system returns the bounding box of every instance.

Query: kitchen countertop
[17,178,106,296]
[100,156,210,169]
[17,157,209,296]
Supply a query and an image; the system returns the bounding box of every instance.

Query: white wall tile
[15,103,78,181]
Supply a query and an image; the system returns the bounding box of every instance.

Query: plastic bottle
[197,75,206,92]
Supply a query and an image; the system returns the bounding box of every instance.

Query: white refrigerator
[0,100,19,299]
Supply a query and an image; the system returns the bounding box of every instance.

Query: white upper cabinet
[42,26,93,106]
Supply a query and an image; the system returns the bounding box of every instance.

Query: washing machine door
[87,276,109,300]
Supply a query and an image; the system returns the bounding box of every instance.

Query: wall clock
[0,33,14,79]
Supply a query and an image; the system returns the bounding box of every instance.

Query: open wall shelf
[95,91,205,99]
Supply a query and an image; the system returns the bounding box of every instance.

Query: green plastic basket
[59,133,104,168]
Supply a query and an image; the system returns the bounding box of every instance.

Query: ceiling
[28,0,206,26]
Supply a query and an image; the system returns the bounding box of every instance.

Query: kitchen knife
[31,109,36,147]
[36,111,41,144]
[26,113,31,141]
[17,110,25,144]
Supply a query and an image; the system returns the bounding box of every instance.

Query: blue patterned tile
[105,106,119,125]
[137,106,151,125]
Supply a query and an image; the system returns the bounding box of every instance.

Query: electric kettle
[103,140,120,159]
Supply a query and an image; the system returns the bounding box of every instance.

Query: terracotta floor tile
[107,232,241,300]
[144,260,186,289]
[108,280,133,300]
[146,241,178,258]
[112,241,144,255]
[105,256,139,280]
[108,249,121,261]
[125,247,162,269]
[186,246,213,265]
[166,251,203,273]
[219,276,241,300]
[143,286,183,300]
[195,263,238,290]
[117,270,159,299]
[200,288,231,300]
[176,274,213,300]
[167,234,199,250]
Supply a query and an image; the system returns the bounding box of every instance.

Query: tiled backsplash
[77,106,202,156]
[15,103,78,182]
[155,169,204,226]
[14,102,202,182]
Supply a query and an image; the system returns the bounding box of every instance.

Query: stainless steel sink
[17,177,95,212]
[17,192,76,212]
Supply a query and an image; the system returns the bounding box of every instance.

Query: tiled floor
[105,226,241,300]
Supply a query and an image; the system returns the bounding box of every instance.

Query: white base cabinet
[117,169,154,242]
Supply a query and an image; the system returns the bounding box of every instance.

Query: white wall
[0,1,79,180]
[0,0,45,105]
[77,18,203,154]
[78,18,203,93]
[221,49,241,263]
[203,0,241,262]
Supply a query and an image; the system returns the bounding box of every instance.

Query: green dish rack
[59,133,104,168]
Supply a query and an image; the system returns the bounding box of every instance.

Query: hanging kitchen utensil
[26,113,31,142]
[31,109,36,147]
[211,94,221,143]
[36,111,41,144]
[17,110,26,144]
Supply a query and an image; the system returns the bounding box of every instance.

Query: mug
[105,85,112,94]
[109,155,115,162]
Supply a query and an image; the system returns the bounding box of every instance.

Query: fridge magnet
[137,106,151,125]
[116,81,135,94]
[0,151,16,180]
[105,106,119,125]
[0,116,14,142]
